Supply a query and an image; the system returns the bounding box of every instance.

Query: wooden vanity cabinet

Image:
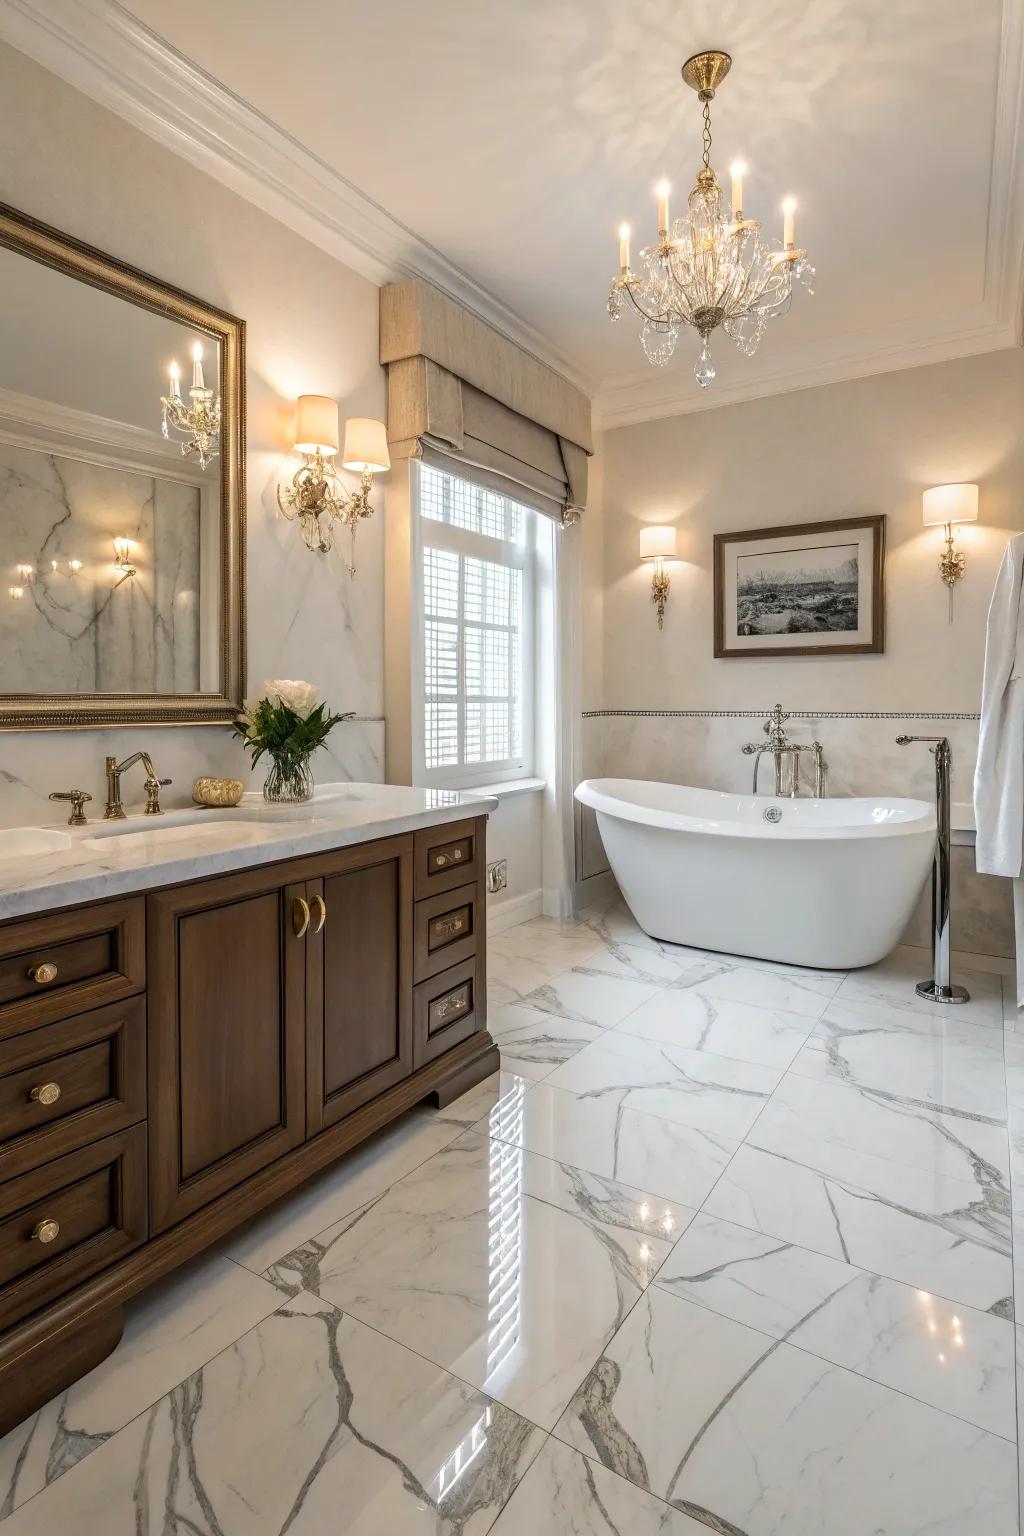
[0,813,496,1435]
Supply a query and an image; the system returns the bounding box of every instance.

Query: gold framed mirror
[0,202,245,730]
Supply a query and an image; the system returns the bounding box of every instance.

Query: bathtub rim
[575,777,936,843]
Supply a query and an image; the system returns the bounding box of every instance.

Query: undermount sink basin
[0,826,74,859]
[82,821,275,854]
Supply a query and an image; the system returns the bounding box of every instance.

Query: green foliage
[233,696,351,772]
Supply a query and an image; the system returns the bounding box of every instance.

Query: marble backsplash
[578,710,1014,959]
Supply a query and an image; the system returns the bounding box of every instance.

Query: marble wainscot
[0,781,495,921]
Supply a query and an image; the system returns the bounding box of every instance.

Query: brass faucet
[104,752,172,819]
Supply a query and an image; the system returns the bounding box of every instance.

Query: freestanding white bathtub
[575,778,936,970]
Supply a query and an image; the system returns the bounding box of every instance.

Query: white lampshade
[294,395,339,456]
[922,483,978,527]
[639,525,678,561]
[342,417,391,474]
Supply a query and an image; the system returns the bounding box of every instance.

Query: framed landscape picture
[713,515,885,658]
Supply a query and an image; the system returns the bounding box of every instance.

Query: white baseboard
[487,888,543,934]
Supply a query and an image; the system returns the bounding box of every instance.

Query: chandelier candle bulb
[191,341,205,391]
[730,161,745,216]
[783,196,796,248]
[168,360,181,399]
[619,223,631,272]
[656,181,670,237]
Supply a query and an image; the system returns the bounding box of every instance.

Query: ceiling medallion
[607,49,814,388]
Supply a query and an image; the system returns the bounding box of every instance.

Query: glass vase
[263,755,314,804]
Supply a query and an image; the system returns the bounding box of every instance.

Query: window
[414,461,535,787]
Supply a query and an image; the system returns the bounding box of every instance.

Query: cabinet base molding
[0,1028,497,1430]
[0,1304,123,1437]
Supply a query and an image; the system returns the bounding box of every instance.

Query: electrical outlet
[486,859,508,894]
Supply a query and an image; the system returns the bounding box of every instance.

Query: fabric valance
[380,279,591,522]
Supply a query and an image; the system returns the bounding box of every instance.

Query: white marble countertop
[0,783,498,923]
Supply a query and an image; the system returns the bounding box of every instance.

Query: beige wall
[0,43,385,825]
[600,349,1024,713]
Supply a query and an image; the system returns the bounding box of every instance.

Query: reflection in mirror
[0,244,222,696]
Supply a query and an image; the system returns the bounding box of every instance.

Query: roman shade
[380,279,591,523]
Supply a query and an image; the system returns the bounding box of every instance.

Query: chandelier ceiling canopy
[608,49,814,388]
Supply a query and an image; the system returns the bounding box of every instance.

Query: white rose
[259,678,319,716]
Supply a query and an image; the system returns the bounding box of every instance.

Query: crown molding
[0,382,210,478]
[0,0,592,396]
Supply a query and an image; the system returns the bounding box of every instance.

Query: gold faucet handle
[143,777,172,815]
[48,790,92,826]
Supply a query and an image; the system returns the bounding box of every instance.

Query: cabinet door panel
[148,872,306,1233]
[306,837,413,1134]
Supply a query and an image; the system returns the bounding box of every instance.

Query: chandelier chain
[702,98,712,170]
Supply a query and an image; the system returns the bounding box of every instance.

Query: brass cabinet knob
[28,962,58,985]
[311,894,327,934]
[29,1082,61,1107]
[32,1218,60,1245]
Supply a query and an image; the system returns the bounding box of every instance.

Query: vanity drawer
[0,999,147,1181]
[0,1125,147,1332]
[0,899,145,1040]
[414,882,479,982]
[413,956,482,1067]
[414,819,481,900]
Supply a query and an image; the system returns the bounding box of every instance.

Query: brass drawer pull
[432,913,466,941]
[29,1082,62,1107]
[433,845,465,869]
[435,990,469,1020]
[28,962,58,985]
[32,1218,60,1245]
[292,896,311,939]
[311,894,327,934]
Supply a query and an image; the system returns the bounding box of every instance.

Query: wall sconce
[922,483,978,622]
[160,341,221,468]
[639,525,679,629]
[277,398,390,577]
[8,585,23,601]
[113,538,137,578]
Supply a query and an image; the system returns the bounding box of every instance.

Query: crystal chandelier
[607,50,814,388]
[160,341,221,468]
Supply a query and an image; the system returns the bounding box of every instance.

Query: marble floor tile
[489,1435,709,1536]
[657,1213,1015,1438]
[544,1029,781,1140]
[482,1078,737,1210]
[488,949,575,1006]
[834,944,1004,1028]
[623,935,847,987]
[574,899,661,955]
[489,1005,604,1081]
[2,1292,545,1536]
[555,1286,1018,1534]
[490,920,607,970]
[749,1070,1009,1191]
[704,1141,1012,1315]
[0,1252,281,1519]
[220,1107,470,1274]
[518,969,662,1029]
[686,960,841,1019]
[614,989,815,1070]
[263,1131,687,1430]
[571,942,732,990]
[791,995,1009,1120]
[416,1070,535,1135]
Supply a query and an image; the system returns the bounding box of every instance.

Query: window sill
[459,776,546,800]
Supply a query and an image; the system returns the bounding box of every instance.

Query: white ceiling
[7,0,1022,426]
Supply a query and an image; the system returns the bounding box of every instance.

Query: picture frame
[713,514,885,658]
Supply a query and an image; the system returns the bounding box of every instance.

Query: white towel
[974,533,1024,1002]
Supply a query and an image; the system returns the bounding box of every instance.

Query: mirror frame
[0,201,246,730]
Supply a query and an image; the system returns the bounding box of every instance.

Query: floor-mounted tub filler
[575,779,935,970]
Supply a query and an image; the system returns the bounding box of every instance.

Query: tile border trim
[582,709,981,720]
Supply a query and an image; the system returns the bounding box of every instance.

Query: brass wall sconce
[160,340,221,468]
[922,483,978,622]
[277,397,390,577]
[639,525,679,629]
[8,585,23,601]
[113,538,137,578]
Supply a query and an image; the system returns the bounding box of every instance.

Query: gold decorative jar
[192,776,245,808]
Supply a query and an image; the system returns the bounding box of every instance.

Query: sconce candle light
[639,525,678,629]
[923,483,978,622]
[113,537,137,578]
[160,340,221,468]
[277,398,389,576]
